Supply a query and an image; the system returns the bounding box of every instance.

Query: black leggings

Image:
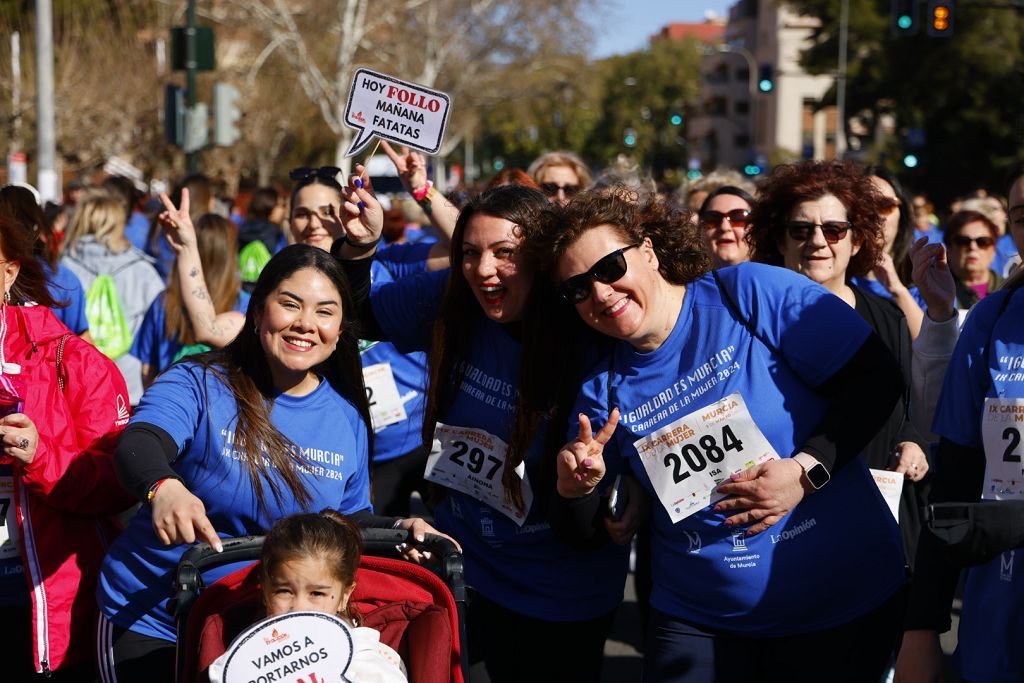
[467,591,616,683]
[96,615,174,683]
[643,586,907,683]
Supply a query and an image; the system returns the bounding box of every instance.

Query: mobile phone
[607,474,629,522]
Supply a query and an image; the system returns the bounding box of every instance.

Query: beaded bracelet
[146,478,171,504]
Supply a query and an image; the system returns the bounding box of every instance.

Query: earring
[253,324,259,336]
[3,291,9,304]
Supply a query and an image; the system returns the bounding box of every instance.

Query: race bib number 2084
[633,392,778,524]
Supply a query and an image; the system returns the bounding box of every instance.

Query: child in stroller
[206,510,407,682]
[178,510,467,683]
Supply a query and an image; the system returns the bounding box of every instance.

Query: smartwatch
[793,453,830,490]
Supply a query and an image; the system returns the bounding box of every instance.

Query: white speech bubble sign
[344,68,452,157]
[217,611,354,683]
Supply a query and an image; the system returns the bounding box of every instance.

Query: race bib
[0,477,19,560]
[633,392,779,524]
[362,363,408,432]
[425,424,533,526]
[981,397,1024,500]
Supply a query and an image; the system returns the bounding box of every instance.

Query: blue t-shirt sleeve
[931,291,1007,447]
[47,263,89,334]
[369,268,448,353]
[340,416,373,513]
[718,264,871,387]
[131,295,165,367]
[234,290,251,313]
[375,242,435,280]
[130,363,208,455]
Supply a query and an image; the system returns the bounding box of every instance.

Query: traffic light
[213,83,242,147]
[670,112,683,126]
[164,84,185,147]
[623,128,637,147]
[902,153,919,168]
[744,164,763,176]
[927,1,954,37]
[891,0,918,36]
[758,65,774,93]
[183,103,209,154]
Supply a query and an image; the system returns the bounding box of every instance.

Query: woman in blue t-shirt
[338,185,634,683]
[545,189,907,682]
[96,180,442,681]
[896,268,1024,683]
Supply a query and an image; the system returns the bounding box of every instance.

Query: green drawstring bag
[239,240,272,284]
[84,274,133,359]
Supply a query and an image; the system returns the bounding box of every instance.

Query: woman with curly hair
[747,156,930,574]
[546,186,907,681]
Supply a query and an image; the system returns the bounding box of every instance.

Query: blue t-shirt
[361,259,429,463]
[44,262,88,334]
[849,275,926,309]
[371,271,630,621]
[0,463,27,606]
[374,241,437,281]
[97,362,371,640]
[915,227,944,245]
[125,211,151,253]
[576,264,905,636]
[932,286,1024,683]
[994,233,1019,278]
[130,290,250,375]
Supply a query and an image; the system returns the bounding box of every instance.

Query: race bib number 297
[424,424,533,526]
[633,392,778,524]
[982,397,1024,500]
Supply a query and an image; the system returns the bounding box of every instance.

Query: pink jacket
[5,305,135,673]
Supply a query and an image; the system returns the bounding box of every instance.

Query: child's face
[263,557,355,617]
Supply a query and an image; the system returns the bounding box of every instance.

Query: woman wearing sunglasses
[943,209,1003,312]
[335,185,633,682]
[697,185,755,268]
[546,185,906,682]
[747,158,930,573]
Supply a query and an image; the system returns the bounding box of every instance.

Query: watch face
[807,463,830,489]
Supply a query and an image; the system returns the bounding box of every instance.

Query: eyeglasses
[952,235,995,249]
[879,197,901,215]
[289,166,342,182]
[700,209,750,229]
[540,182,580,198]
[785,220,852,244]
[559,244,640,304]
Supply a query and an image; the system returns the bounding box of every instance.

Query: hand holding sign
[344,68,451,157]
[335,164,384,253]
[556,408,620,499]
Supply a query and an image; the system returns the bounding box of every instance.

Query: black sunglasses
[540,182,581,198]
[785,220,852,244]
[952,235,995,249]
[700,209,750,229]
[559,244,641,304]
[289,166,342,182]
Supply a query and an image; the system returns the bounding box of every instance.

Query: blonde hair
[63,190,130,255]
[527,151,593,189]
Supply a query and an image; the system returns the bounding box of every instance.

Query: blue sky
[588,0,734,58]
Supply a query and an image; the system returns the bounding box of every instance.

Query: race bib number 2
[362,362,408,432]
[424,424,533,526]
[633,392,778,524]
[0,476,19,560]
[981,397,1024,500]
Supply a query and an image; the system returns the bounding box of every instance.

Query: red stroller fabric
[180,555,462,683]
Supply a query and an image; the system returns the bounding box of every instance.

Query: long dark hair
[868,166,915,285]
[261,509,362,624]
[423,185,554,513]
[189,245,372,514]
[0,208,59,309]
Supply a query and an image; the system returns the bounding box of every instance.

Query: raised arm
[157,189,244,347]
[381,140,459,243]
